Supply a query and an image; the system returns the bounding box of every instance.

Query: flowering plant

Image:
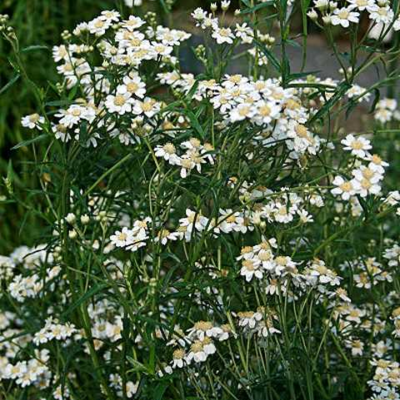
[1,1,400,399]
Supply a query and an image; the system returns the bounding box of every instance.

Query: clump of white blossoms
[1,1,400,399]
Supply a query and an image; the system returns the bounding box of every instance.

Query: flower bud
[307,9,318,21]
[81,214,90,225]
[68,229,78,240]
[65,213,76,224]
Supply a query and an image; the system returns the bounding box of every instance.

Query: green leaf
[185,109,206,139]
[369,88,380,114]
[62,283,108,317]
[126,356,149,373]
[0,74,20,96]
[308,82,351,124]
[21,45,49,53]
[45,99,74,107]
[286,39,302,48]
[240,0,274,14]
[153,383,168,400]
[254,39,281,73]
[11,133,48,150]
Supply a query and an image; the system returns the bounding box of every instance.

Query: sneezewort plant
[0,1,400,399]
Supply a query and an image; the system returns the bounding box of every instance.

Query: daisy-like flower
[191,7,208,22]
[110,227,134,248]
[171,348,186,368]
[177,157,195,178]
[346,339,364,356]
[21,114,45,130]
[331,7,360,28]
[105,93,133,115]
[52,123,71,142]
[235,23,253,44]
[88,17,112,36]
[185,341,208,364]
[368,6,394,25]
[212,27,235,44]
[237,310,263,329]
[155,229,179,245]
[341,134,372,158]
[352,165,383,184]
[253,100,280,125]
[181,137,202,151]
[241,260,263,282]
[314,0,329,9]
[229,103,255,122]
[368,154,389,175]
[352,171,382,197]
[331,176,358,200]
[152,42,174,57]
[100,10,120,23]
[122,16,145,31]
[118,75,146,98]
[132,97,160,118]
[259,318,281,337]
[126,381,139,398]
[179,209,208,235]
[155,143,180,165]
[347,0,377,12]
[52,44,71,62]
[218,209,245,233]
[187,321,223,341]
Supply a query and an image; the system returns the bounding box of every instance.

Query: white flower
[52,45,70,62]
[177,157,195,178]
[352,166,383,185]
[52,123,71,142]
[155,143,180,165]
[314,0,329,9]
[88,17,112,36]
[122,16,145,31]
[132,97,160,118]
[105,93,133,115]
[229,103,255,122]
[352,176,382,197]
[192,8,208,21]
[253,101,280,125]
[241,260,263,282]
[110,227,134,248]
[368,6,394,25]
[126,381,139,399]
[347,0,377,12]
[341,134,372,158]
[118,75,146,98]
[212,27,235,44]
[100,10,120,23]
[235,23,253,43]
[155,229,179,245]
[21,114,45,130]
[394,16,400,31]
[331,7,360,28]
[185,340,213,364]
[171,348,186,368]
[331,176,358,200]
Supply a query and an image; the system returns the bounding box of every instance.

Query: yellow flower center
[351,140,364,150]
[114,95,126,107]
[340,182,352,192]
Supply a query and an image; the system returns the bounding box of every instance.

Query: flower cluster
[155,138,215,178]
[308,0,400,32]
[332,134,388,200]
[4,2,400,400]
